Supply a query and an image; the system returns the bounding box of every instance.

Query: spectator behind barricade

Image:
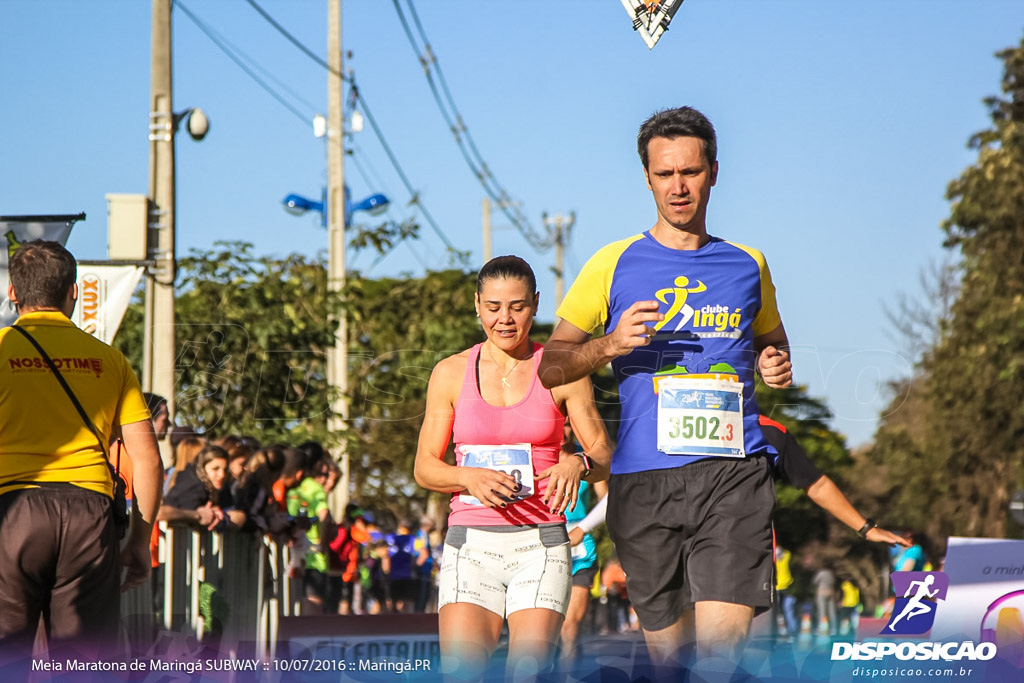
[892,530,928,572]
[413,516,436,613]
[365,536,392,614]
[158,445,231,531]
[232,445,285,534]
[386,520,418,614]
[838,578,861,636]
[273,448,313,579]
[225,443,253,498]
[429,524,445,607]
[214,434,243,453]
[170,425,198,450]
[143,392,171,441]
[602,557,630,635]
[320,455,340,495]
[812,564,838,636]
[772,545,799,640]
[104,395,166,514]
[329,502,364,615]
[347,504,373,614]
[272,447,306,508]
[287,442,334,614]
[165,435,207,495]
[312,455,348,614]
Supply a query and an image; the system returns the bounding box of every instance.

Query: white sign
[1,216,80,327]
[931,536,1024,665]
[72,265,144,344]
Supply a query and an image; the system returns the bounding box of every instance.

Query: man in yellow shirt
[773,546,798,639]
[0,241,163,658]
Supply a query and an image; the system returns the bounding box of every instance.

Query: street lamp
[281,183,389,516]
[281,186,390,227]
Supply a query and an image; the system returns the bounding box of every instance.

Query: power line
[180,2,320,113]
[349,141,392,202]
[242,0,344,81]
[175,0,313,126]
[240,0,465,259]
[393,0,553,251]
[348,80,460,254]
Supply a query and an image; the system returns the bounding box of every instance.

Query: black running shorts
[606,456,774,631]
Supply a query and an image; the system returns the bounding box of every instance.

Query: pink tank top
[449,343,565,527]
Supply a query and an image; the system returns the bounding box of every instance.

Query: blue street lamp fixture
[282,186,390,227]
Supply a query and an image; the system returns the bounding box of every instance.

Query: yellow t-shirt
[840,580,860,608]
[0,311,151,497]
[775,548,794,591]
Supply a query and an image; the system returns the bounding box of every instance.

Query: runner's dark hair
[477,255,536,297]
[637,106,717,169]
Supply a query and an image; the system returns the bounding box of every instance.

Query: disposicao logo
[885,571,949,635]
[832,571,998,663]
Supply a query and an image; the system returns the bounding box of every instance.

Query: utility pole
[543,212,576,308]
[148,0,175,467]
[327,0,350,516]
[481,197,492,264]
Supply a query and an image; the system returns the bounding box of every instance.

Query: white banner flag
[72,265,144,344]
[931,536,1024,646]
[1,214,83,327]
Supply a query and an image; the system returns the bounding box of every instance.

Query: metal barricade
[150,522,290,657]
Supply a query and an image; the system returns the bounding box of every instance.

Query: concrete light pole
[147,0,176,467]
[326,0,351,516]
[145,0,207,466]
[542,212,576,308]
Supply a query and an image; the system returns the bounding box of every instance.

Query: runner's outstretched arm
[805,475,910,547]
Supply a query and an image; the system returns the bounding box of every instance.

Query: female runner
[415,255,611,680]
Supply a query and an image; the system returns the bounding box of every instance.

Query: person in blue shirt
[539,106,793,667]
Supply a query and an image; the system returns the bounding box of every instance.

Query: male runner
[539,106,792,665]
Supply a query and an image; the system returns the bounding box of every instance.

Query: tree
[117,242,340,444]
[345,269,482,520]
[923,37,1024,540]
[864,36,1024,544]
[115,241,482,520]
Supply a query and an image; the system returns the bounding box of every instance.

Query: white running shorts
[437,525,572,617]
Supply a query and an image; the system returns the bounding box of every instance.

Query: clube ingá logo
[885,571,949,635]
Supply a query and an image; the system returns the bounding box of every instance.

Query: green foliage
[161,242,338,443]
[115,242,488,520]
[865,36,1024,545]
[345,268,482,519]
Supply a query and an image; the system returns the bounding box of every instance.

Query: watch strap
[573,452,593,478]
[857,518,877,538]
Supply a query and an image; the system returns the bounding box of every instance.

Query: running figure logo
[885,571,950,635]
[652,276,706,332]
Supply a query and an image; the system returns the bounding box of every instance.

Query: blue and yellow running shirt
[556,232,782,475]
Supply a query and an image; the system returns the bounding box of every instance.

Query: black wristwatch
[857,518,877,538]
[573,452,593,479]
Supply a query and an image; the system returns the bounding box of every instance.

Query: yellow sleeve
[556,235,642,335]
[727,242,782,336]
[116,354,152,426]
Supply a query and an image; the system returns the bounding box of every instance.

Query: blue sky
[3,1,1022,447]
